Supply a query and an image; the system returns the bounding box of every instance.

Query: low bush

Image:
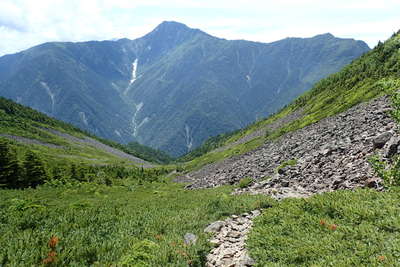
[238,177,254,188]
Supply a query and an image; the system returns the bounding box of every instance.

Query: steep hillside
[0,96,154,167]
[180,31,400,171]
[0,21,369,156]
[185,96,394,193]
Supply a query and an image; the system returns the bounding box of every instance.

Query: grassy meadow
[0,179,272,266]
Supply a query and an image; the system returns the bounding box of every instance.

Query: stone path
[205,210,261,267]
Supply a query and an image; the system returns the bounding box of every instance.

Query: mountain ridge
[0,21,370,156]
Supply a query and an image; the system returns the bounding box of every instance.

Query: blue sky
[0,0,399,56]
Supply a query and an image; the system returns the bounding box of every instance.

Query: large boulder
[384,136,400,158]
[373,132,392,149]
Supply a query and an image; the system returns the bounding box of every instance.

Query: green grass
[238,177,254,188]
[0,181,273,266]
[4,181,400,266]
[2,137,136,168]
[182,136,264,172]
[248,188,400,266]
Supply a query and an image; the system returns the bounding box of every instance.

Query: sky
[0,0,399,57]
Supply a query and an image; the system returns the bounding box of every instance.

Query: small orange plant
[48,236,59,249]
[319,220,338,231]
[43,235,59,265]
[154,234,163,240]
[176,249,189,258]
[328,224,338,231]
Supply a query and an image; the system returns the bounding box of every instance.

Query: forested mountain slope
[0,21,369,156]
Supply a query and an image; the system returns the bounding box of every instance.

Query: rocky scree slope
[0,21,369,156]
[186,96,397,199]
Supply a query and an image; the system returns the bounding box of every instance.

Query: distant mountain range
[0,21,370,156]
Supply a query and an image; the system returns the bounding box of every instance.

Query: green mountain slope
[0,21,369,156]
[0,96,158,169]
[181,31,400,170]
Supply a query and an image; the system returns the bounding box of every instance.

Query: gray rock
[373,132,392,149]
[184,233,197,245]
[251,210,261,217]
[204,221,225,233]
[239,253,256,266]
[385,136,400,158]
[280,180,290,187]
[277,167,286,174]
[365,178,380,189]
[227,231,241,238]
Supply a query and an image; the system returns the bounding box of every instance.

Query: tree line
[0,139,169,189]
[0,139,46,188]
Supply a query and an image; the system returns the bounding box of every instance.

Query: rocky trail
[204,210,261,267]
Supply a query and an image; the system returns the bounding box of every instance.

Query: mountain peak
[158,21,189,29]
[143,21,206,45]
[151,21,194,35]
[314,33,335,39]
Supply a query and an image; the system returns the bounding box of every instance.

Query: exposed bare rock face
[186,96,398,198]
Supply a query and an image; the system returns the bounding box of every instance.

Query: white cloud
[0,0,398,56]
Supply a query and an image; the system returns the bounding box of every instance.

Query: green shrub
[238,177,254,188]
[370,156,400,187]
[119,240,159,266]
[276,159,297,173]
[369,91,400,188]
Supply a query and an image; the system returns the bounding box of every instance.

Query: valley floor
[1,180,400,266]
[0,180,271,266]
